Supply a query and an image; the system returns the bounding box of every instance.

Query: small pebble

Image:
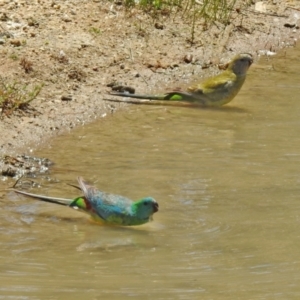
[61,95,73,101]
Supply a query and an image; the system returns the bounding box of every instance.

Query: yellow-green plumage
[108,53,253,107]
[185,53,252,106]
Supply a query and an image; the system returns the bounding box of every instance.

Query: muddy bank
[0,0,300,179]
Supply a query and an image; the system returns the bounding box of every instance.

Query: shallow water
[3,46,300,299]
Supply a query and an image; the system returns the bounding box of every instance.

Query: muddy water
[3,46,300,299]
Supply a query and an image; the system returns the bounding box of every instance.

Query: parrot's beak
[153,202,159,213]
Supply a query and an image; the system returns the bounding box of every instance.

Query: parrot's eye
[143,201,149,206]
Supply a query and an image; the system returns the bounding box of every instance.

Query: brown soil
[0,0,300,178]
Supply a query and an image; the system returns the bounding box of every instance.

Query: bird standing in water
[14,177,159,226]
[108,53,253,107]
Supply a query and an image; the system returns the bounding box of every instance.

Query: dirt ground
[0,0,300,178]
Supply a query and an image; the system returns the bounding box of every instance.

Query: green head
[132,197,159,221]
[228,53,253,76]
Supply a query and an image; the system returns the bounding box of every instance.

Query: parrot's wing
[189,72,236,93]
[77,176,96,198]
[77,177,133,220]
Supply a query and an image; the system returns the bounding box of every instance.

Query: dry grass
[124,0,238,22]
[123,0,239,43]
[0,77,43,117]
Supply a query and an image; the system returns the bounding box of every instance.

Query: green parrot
[108,53,253,107]
[14,177,159,226]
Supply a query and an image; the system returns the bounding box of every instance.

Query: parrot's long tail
[103,97,196,107]
[107,91,203,106]
[110,91,198,100]
[14,190,72,206]
[110,92,166,100]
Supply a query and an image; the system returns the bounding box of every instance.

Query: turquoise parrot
[108,53,253,107]
[14,177,159,226]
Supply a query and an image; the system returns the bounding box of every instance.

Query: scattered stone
[201,61,212,69]
[27,17,39,27]
[62,15,72,22]
[218,62,229,70]
[255,1,267,13]
[257,50,276,56]
[20,57,33,73]
[183,54,193,63]
[284,23,297,28]
[61,95,73,101]
[110,85,135,94]
[2,167,17,177]
[10,39,21,47]
[0,12,10,21]
[155,23,164,30]
[68,68,86,81]
[1,155,54,179]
